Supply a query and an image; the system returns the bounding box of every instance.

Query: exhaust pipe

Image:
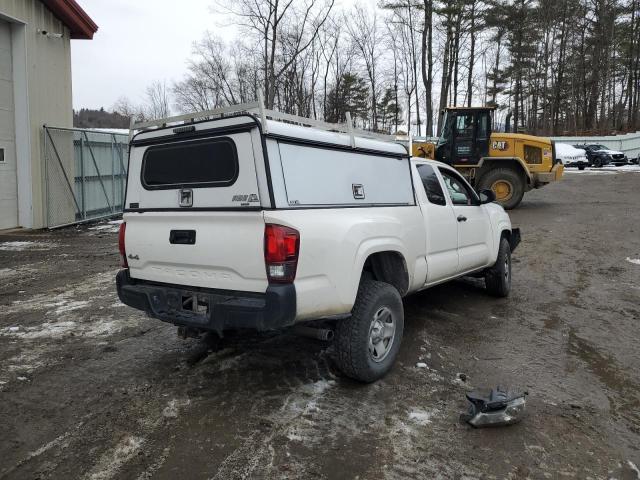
[293,326,334,341]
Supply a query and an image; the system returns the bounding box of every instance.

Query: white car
[555,143,589,170]
[116,105,520,382]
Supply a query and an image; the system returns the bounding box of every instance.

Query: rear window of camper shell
[141,137,239,189]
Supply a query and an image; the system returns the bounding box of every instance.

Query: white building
[0,0,97,229]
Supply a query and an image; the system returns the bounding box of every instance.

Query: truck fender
[348,239,410,307]
[491,220,513,263]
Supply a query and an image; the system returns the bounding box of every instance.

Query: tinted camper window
[142,137,239,189]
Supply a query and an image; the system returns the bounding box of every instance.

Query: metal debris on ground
[461,386,527,428]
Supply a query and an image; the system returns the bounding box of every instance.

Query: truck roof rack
[129,91,398,147]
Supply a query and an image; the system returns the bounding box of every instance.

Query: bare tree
[144,81,171,120]
[422,0,434,135]
[215,0,335,109]
[347,4,385,130]
[112,96,146,123]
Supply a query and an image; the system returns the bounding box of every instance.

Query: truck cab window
[439,169,476,206]
[416,164,446,206]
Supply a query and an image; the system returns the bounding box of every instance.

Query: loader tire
[478,168,525,210]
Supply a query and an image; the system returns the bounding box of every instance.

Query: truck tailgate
[124,211,268,293]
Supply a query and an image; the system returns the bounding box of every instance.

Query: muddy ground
[1,170,639,480]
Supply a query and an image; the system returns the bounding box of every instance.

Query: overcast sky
[71,0,232,110]
[71,0,368,111]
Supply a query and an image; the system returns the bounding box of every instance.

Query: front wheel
[593,157,604,168]
[485,237,512,297]
[578,165,586,171]
[477,168,525,210]
[334,280,404,383]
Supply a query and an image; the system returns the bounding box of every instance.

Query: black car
[574,144,629,167]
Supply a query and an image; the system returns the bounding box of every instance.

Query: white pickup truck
[117,105,520,382]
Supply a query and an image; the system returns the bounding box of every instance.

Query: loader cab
[436,107,494,166]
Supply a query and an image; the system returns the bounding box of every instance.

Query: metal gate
[43,126,129,228]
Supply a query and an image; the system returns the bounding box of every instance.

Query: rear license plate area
[181,294,210,314]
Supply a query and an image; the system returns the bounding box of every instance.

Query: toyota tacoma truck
[117,103,520,383]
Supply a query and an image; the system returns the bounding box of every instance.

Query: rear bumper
[116,270,296,333]
[534,163,564,186]
[610,156,629,165]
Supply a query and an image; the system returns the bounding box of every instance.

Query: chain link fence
[43,126,129,228]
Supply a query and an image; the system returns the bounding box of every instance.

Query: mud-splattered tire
[485,237,512,298]
[478,168,525,210]
[334,280,404,383]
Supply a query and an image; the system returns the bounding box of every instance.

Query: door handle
[457,215,467,222]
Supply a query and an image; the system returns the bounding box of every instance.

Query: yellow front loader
[412,107,564,209]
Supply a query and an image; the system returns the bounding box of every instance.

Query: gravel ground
[1,171,639,480]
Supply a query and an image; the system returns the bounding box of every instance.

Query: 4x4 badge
[179,188,193,207]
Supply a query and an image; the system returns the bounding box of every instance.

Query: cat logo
[492,141,508,151]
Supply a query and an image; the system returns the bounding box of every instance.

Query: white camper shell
[117,101,520,382]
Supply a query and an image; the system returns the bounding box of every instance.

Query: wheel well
[362,251,409,296]
[478,159,529,186]
[500,229,518,251]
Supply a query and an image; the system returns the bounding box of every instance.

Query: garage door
[0,20,18,230]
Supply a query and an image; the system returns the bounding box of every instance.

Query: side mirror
[478,189,496,204]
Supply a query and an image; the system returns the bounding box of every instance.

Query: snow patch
[628,461,640,478]
[299,379,336,396]
[0,241,55,251]
[626,257,640,266]
[0,268,15,277]
[6,321,78,340]
[279,378,336,445]
[415,362,428,369]
[5,272,115,315]
[408,409,438,426]
[564,169,617,175]
[286,431,304,442]
[85,435,145,480]
[53,300,90,315]
[565,165,640,175]
[3,315,135,340]
[89,220,122,234]
[162,398,191,419]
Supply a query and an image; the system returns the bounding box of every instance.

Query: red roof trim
[41,0,98,40]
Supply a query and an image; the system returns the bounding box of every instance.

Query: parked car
[555,143,589,170]
[574,144,628,167]
[116,106,520,383]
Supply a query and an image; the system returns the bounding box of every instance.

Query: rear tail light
[118,222,128,268]
[264,224,299,283]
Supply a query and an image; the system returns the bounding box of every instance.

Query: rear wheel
[485,237,512,297]
[334,279,404,383]
[478,168,525,210]
[578,165,586,171]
